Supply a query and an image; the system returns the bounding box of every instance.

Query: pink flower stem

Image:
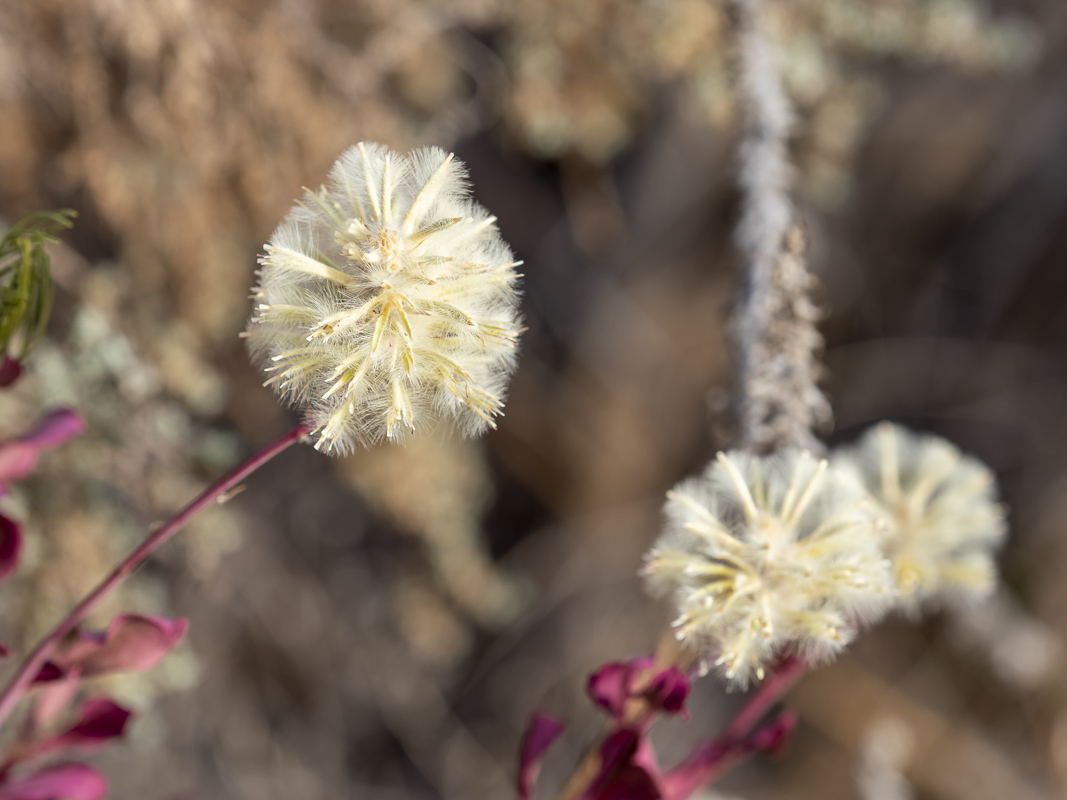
[656,657,806,797]
[723,654,806,742]
[655,662,806,798]
[0,423,311,728]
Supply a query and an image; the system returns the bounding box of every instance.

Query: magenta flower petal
[595,767,661,800]
[53,699,131,751]
[588,658,689,723]
[32,675,81,730]
[588,657,653,722]
[0,409,85,493]
[645,668,689,716]
[28,698,131,760]
[31,664,62,684]
[0,446,39,493]
[581,729,663,800]
[0,763,107,800]
[517,713,565,800]
[36,614,187,682]
[588,663,633,721]
[0,357,22,389]
[19,411,86,450]
[0,515,22,581]
[593,738,663,800]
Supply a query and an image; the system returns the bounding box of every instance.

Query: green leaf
[0,209,75,359]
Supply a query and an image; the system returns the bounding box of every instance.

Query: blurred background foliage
[0,0,1065,798]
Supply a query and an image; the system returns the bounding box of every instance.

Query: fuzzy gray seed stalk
[729,0,830,453]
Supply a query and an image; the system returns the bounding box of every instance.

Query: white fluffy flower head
[247,143,522,453]
[832,423,1007,610]
[643,450,894,686]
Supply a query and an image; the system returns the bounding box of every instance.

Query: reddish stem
[666,709,798,798]
[0,423,310,727]
[656,658,806,798]
[724,655,806,742]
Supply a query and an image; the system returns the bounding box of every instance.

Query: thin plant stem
[665,708,797,798]
[664,657,804,791]
[0,423,311,727]
[724,654,806,741]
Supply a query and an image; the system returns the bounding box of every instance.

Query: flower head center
[754,511,792,556]
[888,499,921,538]
[373,227,403,266]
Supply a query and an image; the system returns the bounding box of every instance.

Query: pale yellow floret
[265,245,354,287]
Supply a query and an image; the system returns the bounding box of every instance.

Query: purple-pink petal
[588,657,654,722]
[581,728,640,799]
[30,698,131,758]
[0,515,21,581]
[595,768,660,800]
[517,713,565,800]
[0,763,108,800]
[645,668,689,716]
[19,411,86,450]
[581,728,663,800]
[0,446,40,493]
[588,658,689,723]
[36,614,188,682]
[32,675,82,730]
[0,410,85,493]
[59,699,131,749]
[594,737,663,800]
[32,664,62,684]
[0,357,22,389]
[588,663,634,721]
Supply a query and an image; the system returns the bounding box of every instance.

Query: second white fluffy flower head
[832,423,1007,611]
[247,143,522,453]
[643,450,895,686]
